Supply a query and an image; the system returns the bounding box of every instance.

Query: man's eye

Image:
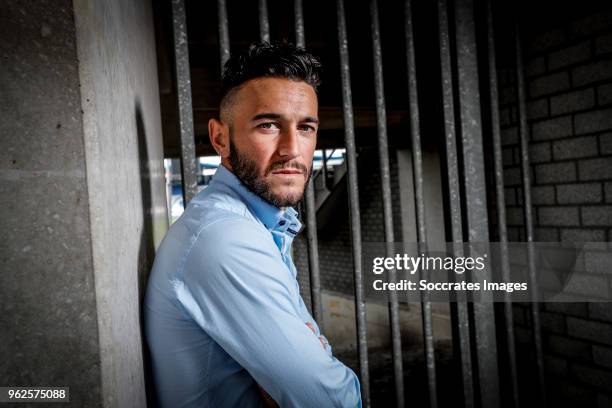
[298,125,316,132]
[257,122,279,130]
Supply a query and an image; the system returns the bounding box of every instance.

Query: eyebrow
[251,112,319,124]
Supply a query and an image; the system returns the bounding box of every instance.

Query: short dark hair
[219,42,322,120]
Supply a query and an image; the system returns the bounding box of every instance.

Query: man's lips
[270,169,303,175]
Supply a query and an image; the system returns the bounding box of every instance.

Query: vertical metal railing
[217,0,230,71]
[404,1,438,407]
[336,0,371,405]
[173,2,539,407]
[436,1,475,406]
[515,23,547,407]
[369,1,405,407]
[293,0,324,327]
[259,0,270,42]
[454,0,501,406]
[171,0,198,204]
[486,1,520,407]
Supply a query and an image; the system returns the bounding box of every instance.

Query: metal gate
[166,0,545,407]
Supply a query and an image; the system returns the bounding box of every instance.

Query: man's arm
[177,218,361,407]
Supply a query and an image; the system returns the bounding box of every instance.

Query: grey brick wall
[292,8,612,406]
[500,10,612,405]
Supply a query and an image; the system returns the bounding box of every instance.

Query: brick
[532,185,555,205]
[506,207,524,226]
[593,345,612,368]
[548,42,591,70]
[550,88,595,115]
[534,227,558,241]
[526,56,546,77]
[500,86,516,105]
[538,207,580,226]
[532,116,573,141]
[507,226,521,241]
[527,98,548,120]
[514,326,532,344]
[552,380,596,407]
[606,182,612,202]
[545,302,589,317]
[547,333,592,361]
[513,304,526,325]
[578,158,612,180]
[575,108,612,134]
[573,60,612,87]
[529,142,551,163]
[590,303,612,323]
[566,274,611,299]
[570,11,612,37]
[598,393,612,408]
[567,317,612,345]
[541,311,567,334]
[501,126,518,146]
[502,147,514,167]
[596,33,612,55]
[530,71,570,97]
[545,354,569,377]
[536,162,576,184]
[571,364,612,390]
[585,251,612,274]
[600,133,612,155]
[504,187,516,206]
[497,68,510,87]
[553,136,598,160]
[500,108,511,127]
[597,83,612,106]
[504,167,522,186]
[528,28,567,54]
[557,183,602,204]
[561,228,606,242]
[581,206,612,226]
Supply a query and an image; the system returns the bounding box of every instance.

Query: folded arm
[177,219,362,407]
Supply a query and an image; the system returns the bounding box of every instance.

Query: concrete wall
[73,0,168,406]
[0,1,101,406]
[1,0,167,406]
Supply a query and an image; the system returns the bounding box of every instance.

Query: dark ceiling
[152,0,612,157]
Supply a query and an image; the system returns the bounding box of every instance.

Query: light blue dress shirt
[144,165,362,408]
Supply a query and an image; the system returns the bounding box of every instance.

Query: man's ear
[208,118,230,159]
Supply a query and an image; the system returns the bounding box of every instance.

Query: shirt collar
[210,165,302,237]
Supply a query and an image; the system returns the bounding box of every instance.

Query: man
[144,42,362,408]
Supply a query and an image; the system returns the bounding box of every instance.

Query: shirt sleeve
[176,218,362,408]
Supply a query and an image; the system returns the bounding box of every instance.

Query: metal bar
[436,1,474,406]
[217,0,230,72]
[404,1,438,406]
[171,0,198,204]
[293,0,324,329]
[294,0,305,48]
[454,0,500,406]
[515,24,547,407]
[370,1,405,407]
[336,0,371,405]
[259,0,270,42]
[322,150,329,189]
[486,1,519,406]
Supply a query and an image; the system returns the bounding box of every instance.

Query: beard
[228,138,312,208]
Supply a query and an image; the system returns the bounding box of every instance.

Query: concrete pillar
[1,0,168,406]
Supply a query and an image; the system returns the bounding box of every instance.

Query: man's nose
[277,127,300,158]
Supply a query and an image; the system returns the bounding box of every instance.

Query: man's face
[223,77,318,208]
